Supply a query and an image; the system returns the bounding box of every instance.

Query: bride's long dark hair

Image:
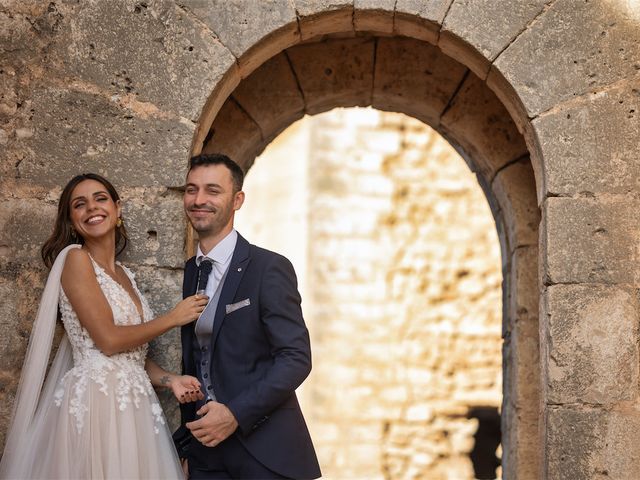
[41,173,128,268]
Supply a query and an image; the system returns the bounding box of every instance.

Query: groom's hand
[186,402,238,448]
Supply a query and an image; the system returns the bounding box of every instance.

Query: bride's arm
[145,358,204,403]
[61,248,207,356]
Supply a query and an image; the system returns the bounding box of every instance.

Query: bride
[0,173,208,479]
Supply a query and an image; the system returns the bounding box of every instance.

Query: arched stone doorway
[2,2,639,479]
[191,27,540,480]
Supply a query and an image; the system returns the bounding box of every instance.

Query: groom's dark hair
[188,153,245,192]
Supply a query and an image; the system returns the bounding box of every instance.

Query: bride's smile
[68,179,121,240]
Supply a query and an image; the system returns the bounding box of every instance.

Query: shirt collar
[196,229,238,266]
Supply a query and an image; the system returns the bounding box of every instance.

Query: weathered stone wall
[1,1,639,478]
[237,108,502,479]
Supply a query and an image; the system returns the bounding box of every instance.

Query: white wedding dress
[0,245,183,479]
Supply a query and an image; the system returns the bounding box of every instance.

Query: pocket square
[226,298,251,314]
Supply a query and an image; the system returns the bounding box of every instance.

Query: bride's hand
[170,375,205,404]
[169,295,208,326]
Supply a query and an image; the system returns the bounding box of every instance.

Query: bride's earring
[116,217,123,228]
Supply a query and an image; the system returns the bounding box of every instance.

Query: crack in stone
[491,0,559,65]
[173,1,240,71]
[230,95,265,141]
[533,74,640,121]
[370,36,379,106]
[490,152,531,184]
[439,68,470,123]
[283,49,308,112]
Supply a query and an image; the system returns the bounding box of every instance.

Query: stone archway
[2,2,639,479]
[194,29,540,480]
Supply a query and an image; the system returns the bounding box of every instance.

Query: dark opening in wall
[467,406,501,480]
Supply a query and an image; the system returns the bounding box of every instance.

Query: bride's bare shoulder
[61,248,93,279]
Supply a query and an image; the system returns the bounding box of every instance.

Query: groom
[173,153,321,479]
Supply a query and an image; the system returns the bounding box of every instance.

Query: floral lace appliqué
[55,259,164,434]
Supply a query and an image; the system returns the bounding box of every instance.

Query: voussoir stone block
[393,0,453,45]
[491,160,539,252]
[492,0,640,117]
[439,0,547,78]
[543,284,639,404]
[54,0,235,121]
[546,408,640,479]
[203,98,263,169]
[533,79,640,197]
[287,37,375,114]
[373,37,466,126]
[353,0,395,34]
[180,0,299,77]
[295,1,354,40]
[508,244,539,326]
[542,197,640,285]
[440,73,528,183]
[18,87,194,189]
[232,53,305,141]
[119,188,186,269]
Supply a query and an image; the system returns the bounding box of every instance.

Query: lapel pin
[237,267,242,272]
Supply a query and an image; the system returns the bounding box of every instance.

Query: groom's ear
[233,190,245,211]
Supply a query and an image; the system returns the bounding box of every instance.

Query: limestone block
[491,0,640,118]
[0,4,60,68]
[491,160,539,252]
[118,188,185,269]
[508,312,540,411]
[373,37,467,126]
[543,285,639,405]
[542,197,640,285]
[203,98,263,169]
[0,199,57,262]
[439,0,548,78]
[546,408,640,479]
[440,73,528,183]
[286,37,375,114]
[295,0,354,40]
[180,0,299,76]
[533,79,640,197]
[0,66,18,120]
[53,0,235,120]
[232,53,305,141]
[18,87,194,189]
[394,0,453,44]
[508,245,539,326]
[353,0,395,34]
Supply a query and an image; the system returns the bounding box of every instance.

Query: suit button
[203,373,208,379]
[207,385,212,390]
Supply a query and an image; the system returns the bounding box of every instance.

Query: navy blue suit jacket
[176,233,321,479]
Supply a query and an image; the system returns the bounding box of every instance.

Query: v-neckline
[88,254,144,321]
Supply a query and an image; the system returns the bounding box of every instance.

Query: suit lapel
[211,234,251,350]
[184,258,198,297]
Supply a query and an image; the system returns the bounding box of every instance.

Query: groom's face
[184,164,244,238]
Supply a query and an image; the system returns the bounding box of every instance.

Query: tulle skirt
[3,367,183,480]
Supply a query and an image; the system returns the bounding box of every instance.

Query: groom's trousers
[188,434,289,480]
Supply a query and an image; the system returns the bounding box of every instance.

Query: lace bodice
[55,257,166,433]
[59,258,152,364]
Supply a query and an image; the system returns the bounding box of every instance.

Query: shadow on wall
[467,406,501,480]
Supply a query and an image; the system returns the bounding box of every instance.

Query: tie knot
[199,258,213,276]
